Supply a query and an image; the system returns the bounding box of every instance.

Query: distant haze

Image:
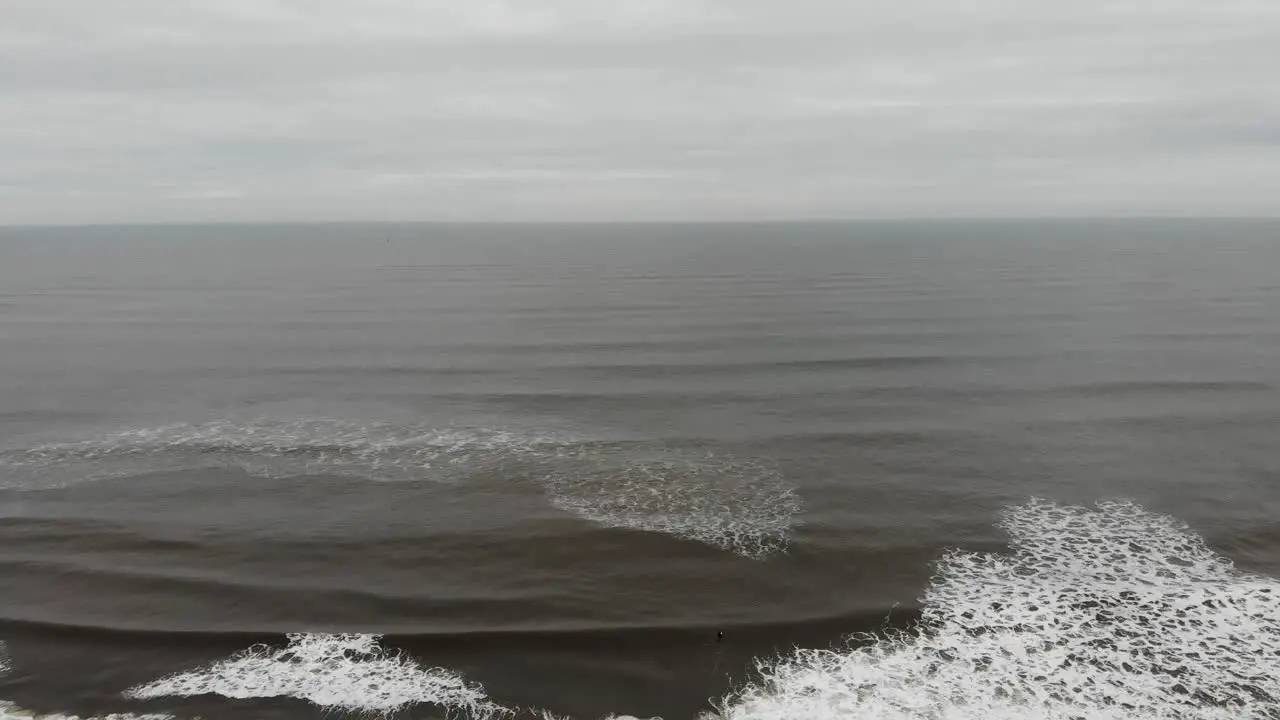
[3,1,1279,224]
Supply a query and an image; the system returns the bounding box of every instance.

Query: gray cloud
[2,0,1279,223]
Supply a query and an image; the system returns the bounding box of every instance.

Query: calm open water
[0,220,1278,720]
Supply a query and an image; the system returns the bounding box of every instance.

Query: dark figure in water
[716,631,725,643]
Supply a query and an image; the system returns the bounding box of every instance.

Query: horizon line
[4,215,1280,231]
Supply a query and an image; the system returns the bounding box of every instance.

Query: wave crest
[125,633,508,718]
[0,420,567,487]
[544,453,800,559]
[1,419,799,558]
[709,499,1280,720]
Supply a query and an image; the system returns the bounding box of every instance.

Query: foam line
[532,707,655,712]
[707,499,1280,719]
[125,633,508,718]
[0,702,171,720]
[2,419,801,557]
[0,419,568,487]
[542,453,800,558]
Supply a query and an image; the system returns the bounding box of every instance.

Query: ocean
[0,219,1277,720]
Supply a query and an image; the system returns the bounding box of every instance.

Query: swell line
[0,607,923,650]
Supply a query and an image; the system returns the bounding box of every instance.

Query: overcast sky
[3,1,1279,224]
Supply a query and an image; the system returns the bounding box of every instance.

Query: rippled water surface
[1,220,1278,719]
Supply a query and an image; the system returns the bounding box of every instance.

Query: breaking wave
[125,633,508,718]
[543,452,800,559]
[0,419,800,558]
[4,501,1279,719]
[0,419,567,487]
[0,641,8,675]
[707,499,1280,720]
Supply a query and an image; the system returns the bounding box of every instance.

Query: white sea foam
[0,641,9,675]
[0,701,170,720]
[1,419,800,558]
[542,452,800,559]
[707,499,1280,720]
[529,707,655,712]
[125,633,508,718]
[0,419,568,488]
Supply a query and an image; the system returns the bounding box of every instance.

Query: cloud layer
[3,0,1279,223]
